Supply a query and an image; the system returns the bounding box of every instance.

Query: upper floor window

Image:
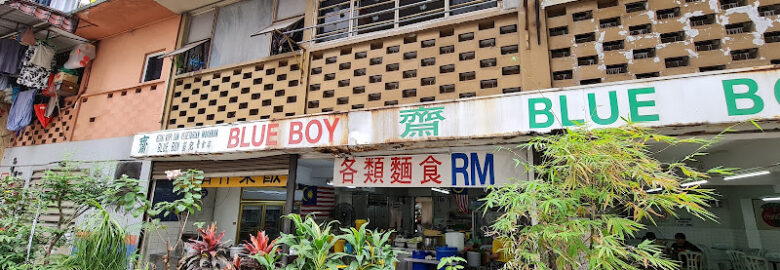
[169,10,215,75]
[625,1,647,13]
[759,4,779,16]
[315,0,499,43]
[657,7,680,19]
[170,0,305,74]
[142,52,165,82]
[572,10,593,21]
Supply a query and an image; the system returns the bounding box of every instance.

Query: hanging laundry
[44,93,58,118]
[2,85,19,104]
[0,75,9,90]
[64,43,96,69]
[34,103,52,128]
[7,89,35,131]
[30,44,55,68]
[18,28,35,46]
[48,0,79,13]
[17,44,52,89]
[0,39,27,74]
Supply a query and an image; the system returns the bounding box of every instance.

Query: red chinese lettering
[364,157,385,183]
[390,157,413,184]
[339,158,357,184]
[419,155,442,184]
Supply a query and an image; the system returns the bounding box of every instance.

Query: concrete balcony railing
[10,97,79,147]
[304,11,523,113]
[163,10,523,130]
[165,53,307,129]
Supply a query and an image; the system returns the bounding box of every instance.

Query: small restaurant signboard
[201,175,287,188]
[132,115,346,156]
[332,151,522,188]
[132,68,780,158]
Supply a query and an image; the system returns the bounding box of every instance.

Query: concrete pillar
[516,0,552,91]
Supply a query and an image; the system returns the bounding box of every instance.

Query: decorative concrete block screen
[72,81,166,141]
[546,0,780,88]
[306,14,523,112]
[11,97,77,146]
[167,55,306,129]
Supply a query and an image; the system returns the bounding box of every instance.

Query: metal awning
[161,38,209,58]
[0,0,78,34]
[251,15,304,37]
[0,0,89,52]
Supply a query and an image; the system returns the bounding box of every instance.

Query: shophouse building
[0,0,180,254]
[2,0,780,268]
[130,0,780,268]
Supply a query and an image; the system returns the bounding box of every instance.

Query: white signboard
[332,151,524,188]
[352,69,780,145]
[131,115,347,157]
[133,68,780,157]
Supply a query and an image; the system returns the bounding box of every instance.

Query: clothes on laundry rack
[0,75,9,90]
[17,44,52,89]
[7,89,35,131]
[44,93,58,118]
[30,44,55,69]
[0,39,27,74]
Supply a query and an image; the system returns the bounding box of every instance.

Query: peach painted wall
[72,15,181,141]
[84,15,180,95]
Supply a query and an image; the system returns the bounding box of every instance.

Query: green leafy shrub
[482,126,725,270]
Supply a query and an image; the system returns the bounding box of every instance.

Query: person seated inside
[670,233,701,267]
[641,232,657,242]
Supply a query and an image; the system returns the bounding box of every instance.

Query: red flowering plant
[178,223,231,270]
[239,231,281,270]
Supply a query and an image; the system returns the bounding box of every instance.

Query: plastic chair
[679,251,703,270]
[726,250,748,270]
[697,244,711,270]
[745,256,770,270]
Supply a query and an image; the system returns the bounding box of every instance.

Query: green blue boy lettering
[723,78,764,116]
[627,87,659,122]
[528,97,554,128]
[588,91,619,125]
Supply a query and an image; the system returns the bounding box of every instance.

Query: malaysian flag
[452,188,469,214]
[298,184,336,219]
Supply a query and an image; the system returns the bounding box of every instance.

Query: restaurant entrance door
[237,201,285,244]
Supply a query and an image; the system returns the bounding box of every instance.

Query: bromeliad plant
[243,231,280,270]
[482,126,728,270]
[178,223,231,270]
[339,221,400,270]
[275,214,344,270]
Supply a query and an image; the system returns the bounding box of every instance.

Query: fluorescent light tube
[762,197,780,202]
[431,187,450,194]
[681,180,708,187]
[724,170,770,181]
[646,188,662,193]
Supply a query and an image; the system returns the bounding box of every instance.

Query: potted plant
[178,223,231,270]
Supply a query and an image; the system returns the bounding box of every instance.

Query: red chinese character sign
[333,151,521,188]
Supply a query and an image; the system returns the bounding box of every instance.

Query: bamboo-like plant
[59,201,132,270]
[482,126,727,270]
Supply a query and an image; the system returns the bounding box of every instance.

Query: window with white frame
[142,52,165,82]
[315,0,499,42]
